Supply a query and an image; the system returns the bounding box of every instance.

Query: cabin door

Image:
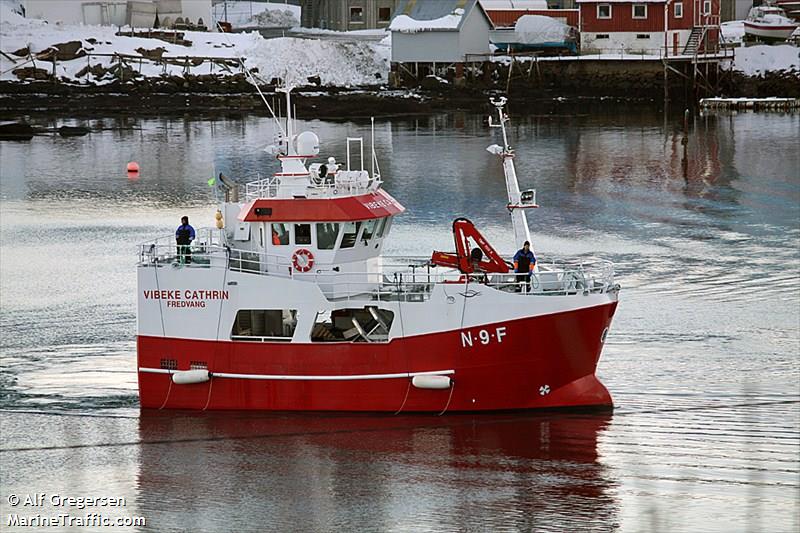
[257,223,267,273]
[673,32,679,55]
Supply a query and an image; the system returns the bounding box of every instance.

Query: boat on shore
[744,4,799,42]
[136,91,619,413]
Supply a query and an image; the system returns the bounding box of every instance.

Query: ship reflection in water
[136,412,616,531]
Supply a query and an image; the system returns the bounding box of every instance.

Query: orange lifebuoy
[292,249,315,272]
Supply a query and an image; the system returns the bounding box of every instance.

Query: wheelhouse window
[674,2,683,17]
[597,4,611,18]
[271,223,289,245]
[340,221,362,249]
[702,0,711,14]
[375,217,388,238]
[350,6,363,23]
[316,223,340,250]
[361,219,377,244]
[632,4,647,18]
[378,7,391,22]
[232,309,297,341]
[294,223,311,245]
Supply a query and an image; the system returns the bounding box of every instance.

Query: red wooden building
[576,0,720,55]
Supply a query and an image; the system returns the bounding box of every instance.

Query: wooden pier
[700,97,800,110]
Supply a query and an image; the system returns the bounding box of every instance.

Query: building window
[702,0,711,14]
[674,2,683,17]
[596,34,610,39]
[636,34,650,39]
[597,4,611,18]
[350,6,364,23]
[378,7,391,22]
[632,4,647,18]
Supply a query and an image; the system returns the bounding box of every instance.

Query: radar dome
[295,131,320,156]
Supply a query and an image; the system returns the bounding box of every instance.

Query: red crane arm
[430,218,510,274]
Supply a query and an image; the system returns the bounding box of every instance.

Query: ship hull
[743,21,798,40]
[137,301,617,412]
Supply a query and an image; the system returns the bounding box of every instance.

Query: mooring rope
[394,379,412,415]
[157,375,173,410]
[437,380,456,416]
[202,375,214,411]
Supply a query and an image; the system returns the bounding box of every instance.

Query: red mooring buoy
[127,161,140,172]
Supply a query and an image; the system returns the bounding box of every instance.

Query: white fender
[412,375,452,390]
[172,369,210,385]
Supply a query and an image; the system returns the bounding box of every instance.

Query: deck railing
[138,236,616,300]
[243,171,381,201]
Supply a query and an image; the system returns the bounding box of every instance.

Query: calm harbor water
[0,104,798,532]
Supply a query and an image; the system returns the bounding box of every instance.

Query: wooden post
[681,108,689,180]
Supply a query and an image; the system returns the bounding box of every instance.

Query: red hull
[137,302,617,412]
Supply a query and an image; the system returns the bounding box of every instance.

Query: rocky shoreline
[0,66,797,120]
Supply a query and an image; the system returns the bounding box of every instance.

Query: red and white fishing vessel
[136,92,619,413]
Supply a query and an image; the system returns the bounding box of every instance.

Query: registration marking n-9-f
[460,326,507,347]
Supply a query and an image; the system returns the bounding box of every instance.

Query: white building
[389,0,492,63]
[21,0,212,28]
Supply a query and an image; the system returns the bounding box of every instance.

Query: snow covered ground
[732,44,800,75]
[0,2,388,87]
[212,1,300,29]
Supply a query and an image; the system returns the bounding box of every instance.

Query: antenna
[215,22,285,138]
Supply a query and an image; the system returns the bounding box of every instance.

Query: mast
[285,88,294,155]
[488,97,532,249]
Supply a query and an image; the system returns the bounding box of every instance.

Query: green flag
[207,176,216,187]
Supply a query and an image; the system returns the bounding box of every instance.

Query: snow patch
[212,2,301,28]
[732,45,800,75]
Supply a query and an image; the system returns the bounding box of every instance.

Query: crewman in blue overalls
[513,241,536,292]
[175,216,195,264]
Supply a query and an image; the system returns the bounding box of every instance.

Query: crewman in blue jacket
[176,215,195,264]
[513,241,536,292]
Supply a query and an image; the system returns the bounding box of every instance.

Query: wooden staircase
[683,27,704,55]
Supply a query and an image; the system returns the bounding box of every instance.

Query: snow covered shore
[1,3,798,108]
[0,4,389,88]
[731,45,799,76]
